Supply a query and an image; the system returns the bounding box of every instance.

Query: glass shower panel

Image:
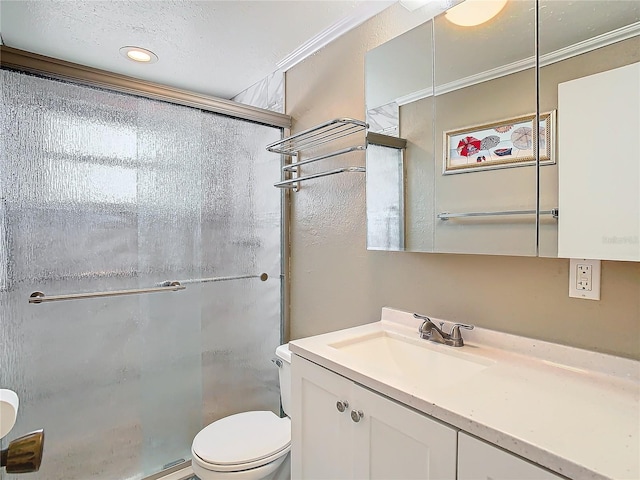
[1,68,283,480]
[0,70,144,479]
[136,99,203,476]
[199,114,282,423]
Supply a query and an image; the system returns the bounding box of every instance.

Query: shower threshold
[142,461,195,480]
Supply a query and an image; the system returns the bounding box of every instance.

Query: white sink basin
[329,331,494,389]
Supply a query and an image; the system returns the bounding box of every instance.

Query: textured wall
[285,4,640,359]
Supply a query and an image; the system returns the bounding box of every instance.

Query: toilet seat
[192,411,291,473]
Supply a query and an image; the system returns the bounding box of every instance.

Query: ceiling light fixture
[445,0,508,27]
[119,46,158,64]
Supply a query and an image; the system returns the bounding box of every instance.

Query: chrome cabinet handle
[336,400,349,413]
[350,410,364,422]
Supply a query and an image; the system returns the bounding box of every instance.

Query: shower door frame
[0,47,291,128]
[0,45,293,479]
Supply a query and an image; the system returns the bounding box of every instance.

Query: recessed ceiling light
[119,46,158,64]
[445,0,508,27]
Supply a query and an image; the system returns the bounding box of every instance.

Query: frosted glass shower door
[199,115,283,423]
[0,70,203,480]
[1,68,283,480]
[136,100,204,475]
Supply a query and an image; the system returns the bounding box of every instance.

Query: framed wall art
[444,111,555,174]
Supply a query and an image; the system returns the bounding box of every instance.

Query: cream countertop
[289,307,639,480]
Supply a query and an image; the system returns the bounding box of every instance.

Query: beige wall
[285,4,640,359]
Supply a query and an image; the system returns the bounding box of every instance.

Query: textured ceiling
[0,0,387,99]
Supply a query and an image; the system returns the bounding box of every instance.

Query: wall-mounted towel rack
[29,282,185,304]
[267,118,368,190]
[267,118,368,155]
[438,209,559,221]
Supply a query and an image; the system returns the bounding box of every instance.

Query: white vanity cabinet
[458,433,565,480]
[291,355,457,480]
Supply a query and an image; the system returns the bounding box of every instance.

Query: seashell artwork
[494,125,513,133]
[444,111,555,174]
[480,135,500,150]
[511,126,533,150]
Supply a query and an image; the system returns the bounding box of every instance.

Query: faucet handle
[413,313,430,333]
[449,323,474,340]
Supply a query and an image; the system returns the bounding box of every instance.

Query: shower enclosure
[0,68,283,479]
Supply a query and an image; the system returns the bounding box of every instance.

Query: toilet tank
[274,344,292,417]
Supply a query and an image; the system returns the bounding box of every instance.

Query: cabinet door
[557,62,640,261]
[352,384,457,480]
[458,433,564,480]
[291,355,354,479]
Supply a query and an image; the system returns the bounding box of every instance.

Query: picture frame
[443,111,555,174]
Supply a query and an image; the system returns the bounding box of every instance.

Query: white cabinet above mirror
[365,0,640,258]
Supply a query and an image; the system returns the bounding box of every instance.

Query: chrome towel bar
[266,118,368,156]
[274,166,365,188]
[29,282,185,304]
[282,145,365,172]
[438,209,559,221]
[163,273,269,285]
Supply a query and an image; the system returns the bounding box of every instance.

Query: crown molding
[540,21,640,67]
[434,55,533,96]
[277,1,395,72]
[396,86,433,106]
[390,21,640,105]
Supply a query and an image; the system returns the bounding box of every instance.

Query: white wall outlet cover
[0,389,20,439]
[569,258,601,300]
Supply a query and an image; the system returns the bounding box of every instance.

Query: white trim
[540,21,640,67]
[435,55,533,96]
[390,21,640,105]
[276,1,395,72]
[396,86,433,106]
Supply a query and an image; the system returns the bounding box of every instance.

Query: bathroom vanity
[289,308,639,480]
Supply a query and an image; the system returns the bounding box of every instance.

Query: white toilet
[191,344,292,480]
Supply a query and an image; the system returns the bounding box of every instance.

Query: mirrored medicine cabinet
[365,0,640,260]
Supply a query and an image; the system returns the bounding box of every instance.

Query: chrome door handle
[350,410,364,422]
[336,400,349,413]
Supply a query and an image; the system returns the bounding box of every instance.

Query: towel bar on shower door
[28,282,185,304]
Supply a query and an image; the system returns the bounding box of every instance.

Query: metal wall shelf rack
[267,118,368,190]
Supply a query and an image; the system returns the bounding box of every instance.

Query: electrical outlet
[569,259,601,300]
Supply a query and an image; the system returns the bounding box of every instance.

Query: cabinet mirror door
[365,1,639,257]
[365,20,435,252]
[538,0,640,259]
[431,0,537,256]
[365,1,538,255]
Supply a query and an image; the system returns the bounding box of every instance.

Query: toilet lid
[193,411,290,466]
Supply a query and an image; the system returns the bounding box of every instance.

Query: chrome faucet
[413,313,474,347]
